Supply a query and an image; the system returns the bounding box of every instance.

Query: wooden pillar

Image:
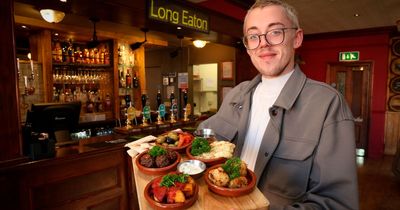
[0,0,23,161]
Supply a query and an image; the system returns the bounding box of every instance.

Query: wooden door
[327,62,371,153]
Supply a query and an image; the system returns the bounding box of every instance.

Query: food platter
[144,174,199,210]
[185,145,227,166]
[135,150,181,175]
[204,163,257,197]
[156,131,194,153]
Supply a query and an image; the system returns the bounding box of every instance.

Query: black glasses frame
[242,27,298,50]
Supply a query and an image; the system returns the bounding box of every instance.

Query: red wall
[298,32,390,158]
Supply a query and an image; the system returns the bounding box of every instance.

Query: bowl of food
[177,159,206,179]
[136,146,181,175]
[144,173,199,210]
[186,137,235,166]
[193,128,215,139]
[204,157,256,197]
[156,131,194,153]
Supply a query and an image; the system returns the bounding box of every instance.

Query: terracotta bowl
[135,150,181,175]
[185,145,227,167]
[204,164,257,197]
[156,142,192,153]
[144,175,199,210]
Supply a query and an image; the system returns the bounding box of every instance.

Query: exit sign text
[339,51,359,61]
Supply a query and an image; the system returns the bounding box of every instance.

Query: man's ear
[294,29,304,49]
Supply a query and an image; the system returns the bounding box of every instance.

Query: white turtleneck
[240,70,294,171]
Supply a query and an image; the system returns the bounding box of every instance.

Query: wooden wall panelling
[385,37,400,155]
[385,112,400,155]
[0,0,23,161]
[15,147,129,210]
[29,30,53,102]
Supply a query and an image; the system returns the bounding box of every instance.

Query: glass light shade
[40,9,65,23]
[193,40,207,48]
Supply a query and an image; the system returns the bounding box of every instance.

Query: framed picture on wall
[221,61,233,80]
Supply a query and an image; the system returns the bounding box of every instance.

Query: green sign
[339,51,359,61]
[143,106,151,119]
[148,0,209,33]
[158,104,166,117]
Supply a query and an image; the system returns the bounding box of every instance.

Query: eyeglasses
[242,27,298,50]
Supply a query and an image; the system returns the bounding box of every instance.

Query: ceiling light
[354,13,360,17]
[193,40,207,48]
[40,9,65,23]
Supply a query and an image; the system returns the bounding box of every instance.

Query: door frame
[326,61,372,152]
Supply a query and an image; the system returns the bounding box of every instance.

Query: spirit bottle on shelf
[156,89,162,108]
[133,72,139,88]
[126,69,132,88]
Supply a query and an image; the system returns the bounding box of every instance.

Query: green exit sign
[339,51,359,61]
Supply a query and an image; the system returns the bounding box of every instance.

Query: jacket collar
[231,65,306,111]
[274,65,307,110]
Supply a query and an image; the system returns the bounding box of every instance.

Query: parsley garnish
[222,157,242,179]
[190,137,211,156]
[148,146,167,157]
[160,174,189,187]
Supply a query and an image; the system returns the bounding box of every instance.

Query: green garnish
[148,146,167,157]
[222,157,242,179]
[190,137,211,156]
[160,174,189,187]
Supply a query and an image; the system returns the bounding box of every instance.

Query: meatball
[155,154,170,168]
[239,161,247,177]
[228,176,248,188]
[140,153,155,168]
[208,167,230,187]
[166,150,177,162]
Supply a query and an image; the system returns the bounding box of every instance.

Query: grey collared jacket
[198,65,359,210]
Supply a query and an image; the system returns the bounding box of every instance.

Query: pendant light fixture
[87,17,100,49]
[38,0,69,23]
[130,28,149,50]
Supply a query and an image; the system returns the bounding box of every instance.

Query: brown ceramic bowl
[144,175,199,210]
[135,150,181,175]
[156,142,192,153]
[204,164,257,197]
[185,145,227,167]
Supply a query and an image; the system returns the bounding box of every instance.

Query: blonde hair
[243,0,300,33]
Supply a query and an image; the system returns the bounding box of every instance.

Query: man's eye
[270,30,283,36]
[247,35,259,41]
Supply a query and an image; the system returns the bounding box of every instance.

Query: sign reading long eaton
[148,0,209,33]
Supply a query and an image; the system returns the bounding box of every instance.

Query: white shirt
[240,71,294,171]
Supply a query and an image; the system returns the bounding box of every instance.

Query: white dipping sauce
[179,162,203,174]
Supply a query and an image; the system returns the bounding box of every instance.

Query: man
[197,0,359,209]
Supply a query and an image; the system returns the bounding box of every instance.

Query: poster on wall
[178,72,188,89]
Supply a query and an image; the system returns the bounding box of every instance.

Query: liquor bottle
[156,89,162,108]
[104,93,112,111]
[104,44,110,65]
[141,94,147,109]
[125,95,131,108]
[133,72,139,88]
[183,89,188,106]
[67,40,74,63]
[170,90,175,105]
[74,46,82,63]
[62,44,68,62]
[126,69,132,88]
[119,70,125,88]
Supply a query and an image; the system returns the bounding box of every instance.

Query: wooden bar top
[132,156,270,210]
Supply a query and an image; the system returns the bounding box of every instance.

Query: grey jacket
[198,66,359,210]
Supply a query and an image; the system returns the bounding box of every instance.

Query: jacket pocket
[265,137,317,199]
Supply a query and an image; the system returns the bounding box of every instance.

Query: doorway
[326,62,372,156]
[192,63,218,116]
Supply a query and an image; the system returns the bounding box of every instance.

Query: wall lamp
[193,40,207,48]
[40,9,65,23]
